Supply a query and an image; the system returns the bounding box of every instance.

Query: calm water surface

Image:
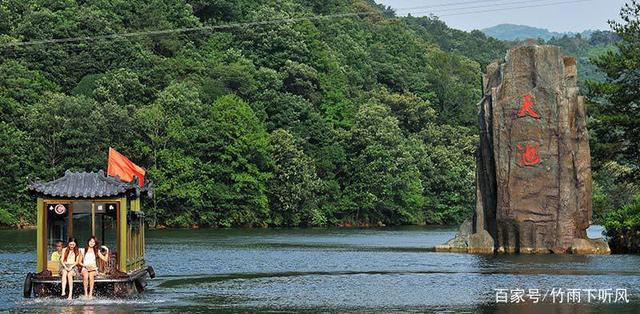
[1,225,639,313]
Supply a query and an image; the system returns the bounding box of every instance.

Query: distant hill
[401,17,618,87]
[404,16,510,68]
[479,24,619,87]
[481,24,593,41]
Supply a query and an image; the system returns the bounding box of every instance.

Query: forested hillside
[0,0,628,229]
[0,0,483,228]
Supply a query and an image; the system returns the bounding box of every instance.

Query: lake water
[2,225,640,313]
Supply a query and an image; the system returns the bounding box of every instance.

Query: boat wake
[18,296,169,307]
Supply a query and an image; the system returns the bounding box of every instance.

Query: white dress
[83,249,97,271]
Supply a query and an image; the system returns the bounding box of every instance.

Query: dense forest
[0,0,635,231]
[0,0,486,228]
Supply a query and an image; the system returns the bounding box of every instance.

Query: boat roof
[27,170,152,199]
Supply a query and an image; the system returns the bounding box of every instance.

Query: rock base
[570,238,611,254]
[468,230,495,254]
[435,219,472,253]
[436,235,610,255]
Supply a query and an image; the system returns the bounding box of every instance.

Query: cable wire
[0,0,598,48]
[0,12,368,48]
[438,0,593,17]
[412,0,593,16]
[392,0,569,12]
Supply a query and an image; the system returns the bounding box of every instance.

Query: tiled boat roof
[27,170,151,198]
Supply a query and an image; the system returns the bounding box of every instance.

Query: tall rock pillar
[436,45,611,254]
[436,45,609,254]
[470,44,607,254]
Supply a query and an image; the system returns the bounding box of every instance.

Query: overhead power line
[0,0,597,49]
[399,0,592,14]
[413,0,594,17]
[0,12,368,48]
[392,0,565,12]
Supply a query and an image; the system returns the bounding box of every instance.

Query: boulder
[570,238,611,255]
[468,230,494,254]
[435,219,472,252]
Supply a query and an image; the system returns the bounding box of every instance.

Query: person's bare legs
[61,269,68,296]
[88,271,95,299]
[82,269,89,297]
[67,271,74,300]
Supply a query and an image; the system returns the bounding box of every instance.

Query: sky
[376,0,626,32]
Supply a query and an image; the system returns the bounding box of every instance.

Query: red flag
[107,147,145,186]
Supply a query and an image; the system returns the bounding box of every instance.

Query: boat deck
[32,267,149,284]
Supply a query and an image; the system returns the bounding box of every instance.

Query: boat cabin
[24,170,155,298]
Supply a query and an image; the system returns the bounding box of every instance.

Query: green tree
[592,161,639,222]
[0,122,30,225]
[603,193,640,253]
[133,82,203,226]
[588,1,640,178]
[236,6,311,69]
[412,125,477,224]
[0,60,58,125]
[592,2,640,252]
[425,50,482,126]
[194,95,273,227]
[268,129,323,226]
[343,103,424,225]
[26,93,103,179]
[374,89,437,134]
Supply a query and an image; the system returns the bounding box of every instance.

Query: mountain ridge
[482,23,595,41]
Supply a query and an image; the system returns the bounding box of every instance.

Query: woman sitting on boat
[81,236,109,299]
[60,237,80,300]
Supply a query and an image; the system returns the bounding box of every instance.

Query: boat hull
[26,266,153,298]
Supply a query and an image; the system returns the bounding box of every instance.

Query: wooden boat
[23,170,156,298]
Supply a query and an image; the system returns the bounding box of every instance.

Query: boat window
[47,204,68,261]
[72,212,93,248]
[44,200,119,265]
[94,208,117,252]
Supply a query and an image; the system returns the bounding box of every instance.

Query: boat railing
[101,252,118,276]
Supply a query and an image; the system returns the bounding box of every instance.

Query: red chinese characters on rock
[516,143,541,167]
[517,95,540,119]
[514,94,543,167]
